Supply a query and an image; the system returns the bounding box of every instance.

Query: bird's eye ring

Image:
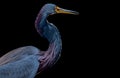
[56,7,60,11]
[55,6,60,12]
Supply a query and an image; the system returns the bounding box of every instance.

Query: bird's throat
[35,11,62,70]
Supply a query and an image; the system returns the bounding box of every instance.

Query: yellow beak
[55,6,79,15]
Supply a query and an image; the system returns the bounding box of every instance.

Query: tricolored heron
[0,3,79,78]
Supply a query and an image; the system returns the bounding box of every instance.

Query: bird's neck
[35,12,47,36]
[35,12,62,67]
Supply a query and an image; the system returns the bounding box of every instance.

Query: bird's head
[40,3,79,15]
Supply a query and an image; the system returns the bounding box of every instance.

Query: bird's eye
[56,7,60,11]
[55,6,60,12]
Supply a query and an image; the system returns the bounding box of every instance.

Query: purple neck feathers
[35,10,62,69]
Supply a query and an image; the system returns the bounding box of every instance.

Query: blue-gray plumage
[0,3,79,78]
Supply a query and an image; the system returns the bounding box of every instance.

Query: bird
[0,3,79,78]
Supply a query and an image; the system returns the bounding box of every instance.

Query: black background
[0,0,110,78]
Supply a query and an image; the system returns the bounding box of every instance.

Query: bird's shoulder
[9,46,40,54]
[0,55,39,78]
[0,46,40,66]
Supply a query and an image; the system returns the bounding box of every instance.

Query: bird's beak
[55,6,79,15]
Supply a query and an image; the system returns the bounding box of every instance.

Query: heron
[0,3,79,78]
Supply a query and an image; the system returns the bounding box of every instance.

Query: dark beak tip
[75,12,79,15]
[72,11,79,15]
